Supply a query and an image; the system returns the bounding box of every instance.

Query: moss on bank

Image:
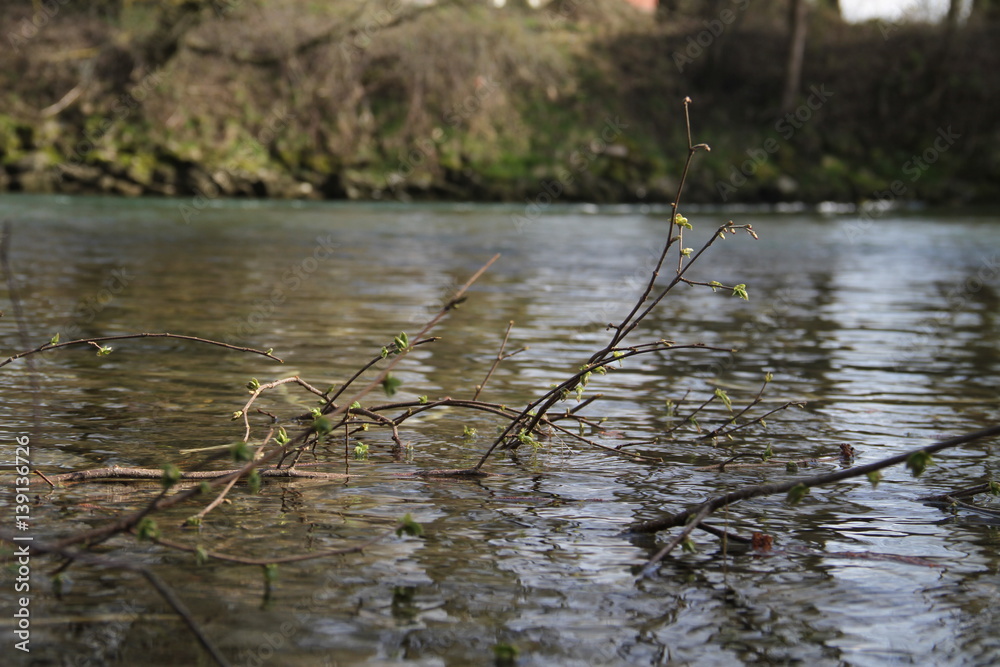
[1,1,997,205]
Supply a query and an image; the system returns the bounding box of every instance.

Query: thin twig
[48,254,500,549]
[699,401,805,441]
[474,320,522,400]
[0,332,282,369]
[239,376,324,442]
[637,505,713,579]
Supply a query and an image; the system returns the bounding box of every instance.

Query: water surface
[1,195,998,666]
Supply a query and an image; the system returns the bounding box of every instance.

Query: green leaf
[418,395,429,405]
[462,425,477,438]
[312,416,333,436]
[275,427,290,446]
[714,388,733,411]
[786,461,799,473]
[867,471,882,488]
[989,481,1000,496]
[680,247,693,257]
[708,281,723,292]
[49,333,60,345]
[136,517,160,541]
[263,563,279,583]
[787,483,809,504]
[381,373,402,396]
[246,377,260,393]
[231,410,244,421]
[353,441,369,459]
[393,331,410,352]
[732,284,749,300]
[764,372,773,383]
[761,443,774,461]
[494,643,519,664]
[674,213,692,229]
[96,345,113,356]
[309,407,323,418]
[195,546,208,565]
[248,469,262,494]
[162,464,182,488]
[516,429,540,449]
[681,537,697,553]
[265,348,273,355]
[231,441,252,462]
[185,515,202,527]
[350,401,362,410]
[906,451,932,477]
[396,513,424,538]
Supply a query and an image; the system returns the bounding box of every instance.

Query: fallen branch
[626,423,1000,535]
[32,466,350,485]
[0,332,283,369]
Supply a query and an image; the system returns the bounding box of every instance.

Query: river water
[0,195,998,666]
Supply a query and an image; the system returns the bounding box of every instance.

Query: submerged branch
[0,531,231,667]
[626,423,1000,535]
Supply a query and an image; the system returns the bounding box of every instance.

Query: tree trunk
[780,0,808,114]
[971,0,1000,20]
[946,0,962,29]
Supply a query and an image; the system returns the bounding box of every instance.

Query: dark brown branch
[637,505,713,578]
[32,466,351,485]
[626,423,1000,535]
[474,320,522,400]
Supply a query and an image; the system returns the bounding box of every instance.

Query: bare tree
[818,0,840,18]
[780,0,809,114]
[946,0,963,30]
[971,0,1000,19]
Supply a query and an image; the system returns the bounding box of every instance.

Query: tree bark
[780,0,809,114]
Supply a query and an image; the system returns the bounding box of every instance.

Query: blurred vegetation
[0,0,997,204]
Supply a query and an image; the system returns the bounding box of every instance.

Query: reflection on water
[0,195,998,666]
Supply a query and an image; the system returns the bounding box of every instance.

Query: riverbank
[1,1,997,205]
